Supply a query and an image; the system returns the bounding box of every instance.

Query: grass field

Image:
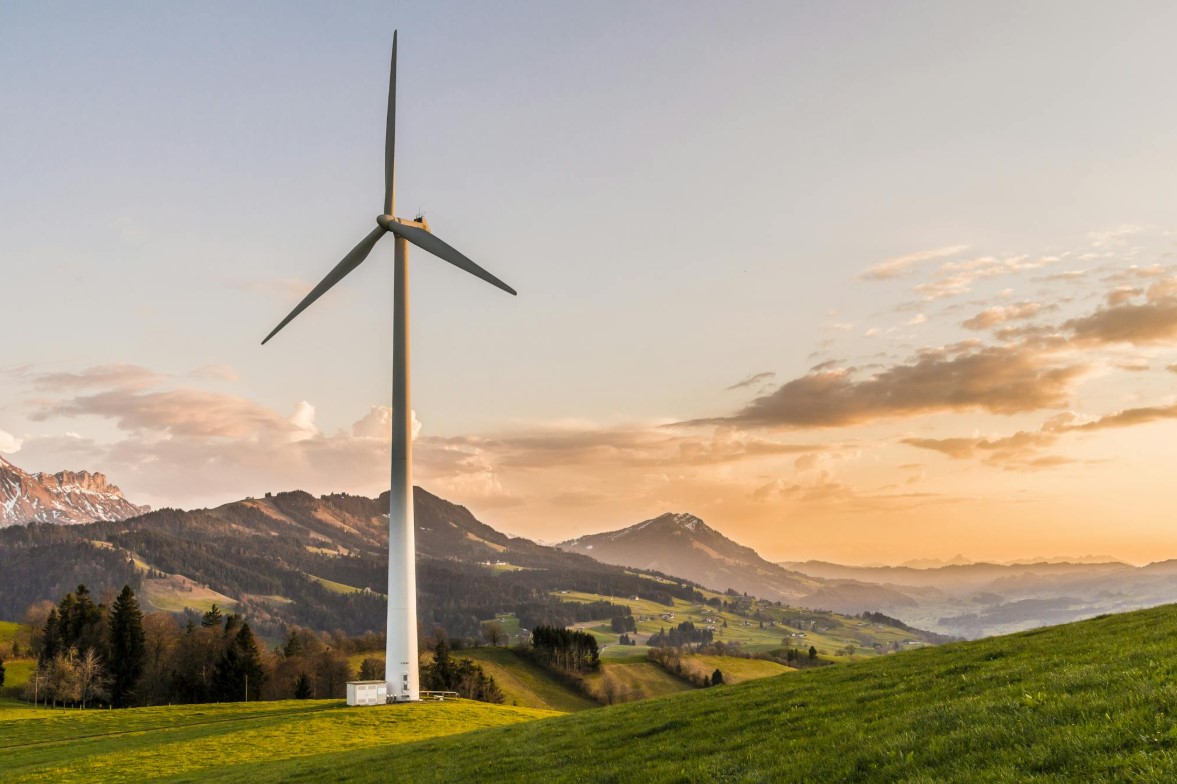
[685,654,794,685]
[304,573,362,595]
[585,661,695,702]
[458,648,599,712]
[203,603,1177,782]
[0,698,556,783]
[6,606,1177,780]
[0,620,20,645]
[557,590,920,660]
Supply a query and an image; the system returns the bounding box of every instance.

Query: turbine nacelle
[377,214,430,233]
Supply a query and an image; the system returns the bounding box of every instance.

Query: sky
[4,2,1177,565]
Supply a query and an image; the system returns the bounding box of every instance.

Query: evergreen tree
[424,637,457,689]
[0,657,5,688]
[201,604,224,628]
[808,645,817,662]
[213,623,265,701]
[108,585,146,707]
[40,609,61,664]
[711,668,725,685]
[293,672,313,699]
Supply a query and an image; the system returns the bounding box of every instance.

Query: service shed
[347,680,388,706]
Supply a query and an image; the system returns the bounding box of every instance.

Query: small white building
[347,680,388,707]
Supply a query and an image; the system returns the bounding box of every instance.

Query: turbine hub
[377,214,396,230]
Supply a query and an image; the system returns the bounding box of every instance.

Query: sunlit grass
[0,699,556,783]
[231,604,1177,782]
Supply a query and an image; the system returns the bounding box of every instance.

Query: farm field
[457,647,598,712]
[557,589,922,659]
[0,620,20,644]
[0,698,557,783]
[211,602,1177,782]
[5,605,1175,780]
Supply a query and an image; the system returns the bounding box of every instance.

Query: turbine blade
[384,31,397,216]
[390,222,517,296]
[261,227,387,345]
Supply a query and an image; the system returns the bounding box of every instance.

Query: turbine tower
[261,31,516,702]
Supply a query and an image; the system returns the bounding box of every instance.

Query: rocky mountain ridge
[0,455,148,527]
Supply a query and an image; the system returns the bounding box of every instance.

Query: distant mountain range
[0,486,716,641]
[0,455,148,526]
[2,453,1176,641]
[778,558,1177,638]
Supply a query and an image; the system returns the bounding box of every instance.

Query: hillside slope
[0,487,711,638]
[243,603,1177,782]
[561,512,819,601]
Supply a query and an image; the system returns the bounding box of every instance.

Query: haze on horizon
[3,2,1177,567]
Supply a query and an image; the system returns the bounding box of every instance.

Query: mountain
[0,454,148,527]
[0,487,711,638]
[559,512,820,602]
[777,558,1177,639]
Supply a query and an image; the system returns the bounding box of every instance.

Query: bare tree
[76,648,110,708]
[484,621,505,647]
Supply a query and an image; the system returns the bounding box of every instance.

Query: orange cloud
[725,344,1084,428]
[962,302,1047,330]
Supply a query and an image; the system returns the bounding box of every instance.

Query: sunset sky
[4,2,1177,565]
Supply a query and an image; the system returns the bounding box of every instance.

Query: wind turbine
[261,31,516,702]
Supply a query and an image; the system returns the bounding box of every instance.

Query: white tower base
[385,233,419,702]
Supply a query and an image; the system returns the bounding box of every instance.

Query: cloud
[903,397,1177,470]
[1106,287,1142,307]
[351,405,422,440]
[1064,299,1177,345]
[723,343,1084,428]
[858,245,969,281]
[962,302,1046,330]
[32,364,165,391]
[32,387,303,440]
[902,429,1061,468]
[1068,403,1177,432]
[726,371,776,391]
[0,428,22,454]
[912,255,1058,302]
[461,424,818,470]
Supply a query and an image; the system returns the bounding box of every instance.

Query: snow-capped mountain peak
[0,455,149,527]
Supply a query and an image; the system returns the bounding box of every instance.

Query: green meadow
[6,605,1177,781]
[0,698,555,783]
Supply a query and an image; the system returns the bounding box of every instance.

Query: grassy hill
[457,648,598,712]
[0,698,556,783]
[345,603,1177,782]
[559,589,935,660]
[9,604,1175,781]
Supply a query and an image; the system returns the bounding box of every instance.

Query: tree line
[20,585,383,707]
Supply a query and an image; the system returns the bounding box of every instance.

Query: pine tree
[40,609,61,664]
[108,585,146,707]
[293,672,313,699]
[0,657,6,688]
[808,645,817,662]
[213,622,265,701]
[201,604,224,628]
[711,668,725,685]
